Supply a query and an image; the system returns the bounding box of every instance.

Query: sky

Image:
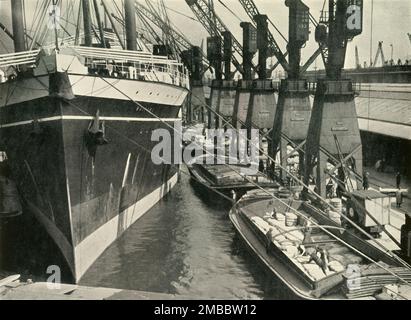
[0,0,410,70]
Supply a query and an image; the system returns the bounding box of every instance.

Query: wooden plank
[0,275,21,287]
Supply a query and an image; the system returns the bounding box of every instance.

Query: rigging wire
[31,0,53,49]
[22,0,28,49]
[0,37,10,54]
[74,0,83,45]
[137,14,163,45]
[267,17,288,43]
[27,0,41,38]
[217,0,242,22]
[164,6,199,22]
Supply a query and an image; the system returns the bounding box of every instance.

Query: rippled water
[80,167,289,299]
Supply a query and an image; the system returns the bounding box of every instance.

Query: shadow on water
[189,178,233,210]
[80,172,293,300]
[0,212,73,283]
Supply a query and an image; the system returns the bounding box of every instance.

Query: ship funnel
[10,0,26,52]
[124,0,137,51]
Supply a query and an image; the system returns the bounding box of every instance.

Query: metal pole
[101,0,125,49]
[11,0,26,52]
[124,0,137,51]
[370,0,374,66]
[93,0,106,48]
[82,0,92,46]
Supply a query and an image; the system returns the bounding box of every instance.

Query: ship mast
[82,0,93,46]
[124,0,137,51]
[11,0,26,52]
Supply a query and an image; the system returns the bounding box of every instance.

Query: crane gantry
[185,0,250,76]
[238,0,325,76]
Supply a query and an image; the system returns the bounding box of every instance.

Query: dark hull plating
[0,73,187,282]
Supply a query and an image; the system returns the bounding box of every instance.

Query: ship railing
[308,81,317,94]
[72,46,181,65]
[0,49,41,68]
[85,58,189,87]
[71,46,189,88]
[306,81,361,95]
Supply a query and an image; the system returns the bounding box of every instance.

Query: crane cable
[267,17,288,43]
[217,0,243,22]
[164,6,199,23]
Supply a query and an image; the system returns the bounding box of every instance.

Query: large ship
[0,0,189,282]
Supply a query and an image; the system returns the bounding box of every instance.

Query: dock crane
[373,41,386,67]
[270,0,312,181]
[355,46,361,69]
[238,0,289,74]
[238,0,325,77]
[185,0,249,77]
[304,0,364,198]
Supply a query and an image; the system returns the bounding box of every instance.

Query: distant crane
[373,41,386,67]
[355,46,361,69]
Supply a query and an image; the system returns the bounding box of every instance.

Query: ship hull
[0,72,188,282]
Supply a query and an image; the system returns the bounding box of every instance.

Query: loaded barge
[187,154,279,202]
[230,193,411,300]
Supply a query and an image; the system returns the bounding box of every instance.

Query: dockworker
[381,158,386,173]
[266,227,275,254]
[396,172,402,189]
[259,159,265,174]
[230,190,237,202]
[363,172,370,190]
[375,159,382,172]
[396,188,403,208]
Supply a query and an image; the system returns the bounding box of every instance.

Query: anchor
[88,110,108,146]
[85,110,108,158]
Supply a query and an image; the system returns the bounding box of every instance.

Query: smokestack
[11,0,26,52]
[82,0,92,46]
[124,0,137,51]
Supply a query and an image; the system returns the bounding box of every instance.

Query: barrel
[330,198,343,212]
[275,212,285,222]
[329,198,342,225]
[285,212,298,227]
